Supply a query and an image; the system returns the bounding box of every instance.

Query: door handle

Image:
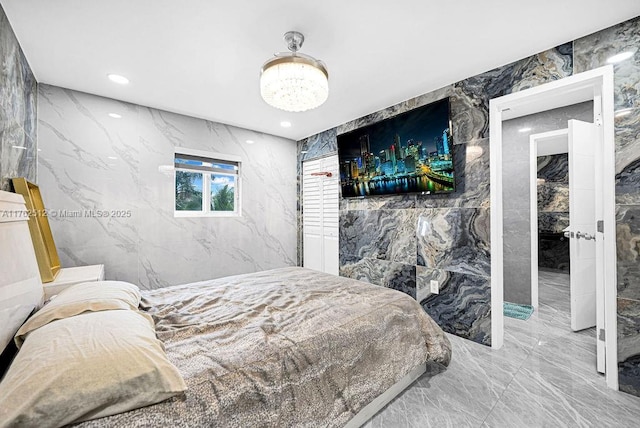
[576,231,595,241]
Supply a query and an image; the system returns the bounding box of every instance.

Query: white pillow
[0,310,186,427]
[15,280,141,347]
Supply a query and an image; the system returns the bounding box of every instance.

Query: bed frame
[0,190,43,354]
[345,363,426,427]
[0,189,426,426]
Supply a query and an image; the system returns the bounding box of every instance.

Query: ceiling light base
[284,31,304,53]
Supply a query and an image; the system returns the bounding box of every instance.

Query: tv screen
[338,97,454,197]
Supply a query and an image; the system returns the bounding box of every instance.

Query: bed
[0,189,451,427]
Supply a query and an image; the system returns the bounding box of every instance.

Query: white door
[568,120,599,334]
[302,156,339,275]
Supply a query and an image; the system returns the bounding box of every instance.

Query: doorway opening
[489,65,617,389]
[530,129,572,314]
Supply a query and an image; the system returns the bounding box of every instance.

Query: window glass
[175,171,203,211]
[210,175,235,211]
[174,151,240,216]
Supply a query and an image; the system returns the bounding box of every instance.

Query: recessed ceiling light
[518,127,532,133]
[615,108,633,118]
[245,140,255,144]
[107,156,118,160]
[107,74,129,84]
[280,121,292,128]
[108,113,122,119]
[606,51,635,64]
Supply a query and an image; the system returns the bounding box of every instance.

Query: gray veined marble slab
[298,128,337,162]
[537,153,569,216]
[0,121,36,190]
[452,43,573,144]
[0,3,37,191]
[615,205,640,301]
[538,153,569,183]
[503,256,533,306]
[339,256,416,299]
[339,209,418,265]
[0,6,36,127]
[617,298,640,396]
[417,267,491,346]
[614,108,640,205]
[538,184,569,212]
[501,159,530,212]
[538,211,570,234]
[416,207,490,277]
[503,208,531,258]
[340,193,416,211]
[574,16,640,110]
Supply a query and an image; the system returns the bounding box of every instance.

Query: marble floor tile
[365,270,640,427]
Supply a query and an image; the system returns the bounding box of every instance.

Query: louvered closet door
[302,155,339,275]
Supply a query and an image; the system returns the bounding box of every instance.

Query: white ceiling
[3,0,640,141]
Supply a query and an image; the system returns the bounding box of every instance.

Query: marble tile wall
[299,18,640,385]
[299,43,576,347]
[38,85,297,289]
[0,4,37,191]
[501,103,591,305]
[574,15,640,397]
[537,154,570,272]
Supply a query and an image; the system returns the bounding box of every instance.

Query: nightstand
[43,264,105,300]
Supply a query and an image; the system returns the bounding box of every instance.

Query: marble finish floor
[364,270,640,427]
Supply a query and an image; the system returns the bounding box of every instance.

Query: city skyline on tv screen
[338,98,454,197]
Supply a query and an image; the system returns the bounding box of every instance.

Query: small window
[174,151,240,217]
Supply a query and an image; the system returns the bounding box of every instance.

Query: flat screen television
[337,97,454,197]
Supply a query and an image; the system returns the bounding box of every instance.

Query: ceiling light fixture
[606,51,635,64]
[107,74,129,84]
[245,140,255,144]
[108,113,122,119]
[260,31,329,112]
[518,127,532,133]
[280,121,292,128]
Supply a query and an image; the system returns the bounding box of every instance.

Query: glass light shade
[260,55,328,112]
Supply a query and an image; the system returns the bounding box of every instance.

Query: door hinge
[599,329,606,341]
[597,220,604,233]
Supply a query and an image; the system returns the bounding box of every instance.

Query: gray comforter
[78,267,451,427]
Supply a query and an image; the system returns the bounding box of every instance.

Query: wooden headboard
[0,190,43,354]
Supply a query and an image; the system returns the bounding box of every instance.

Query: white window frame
[173,148,242,218]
